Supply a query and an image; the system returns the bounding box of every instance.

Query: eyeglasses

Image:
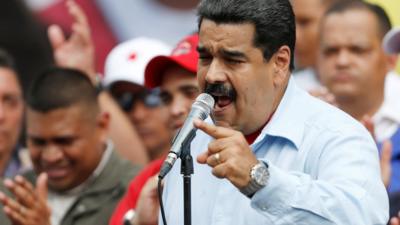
[113,88,163,111]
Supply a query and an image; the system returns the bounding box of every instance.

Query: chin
[48,181,70,192]
[213,117,235,129]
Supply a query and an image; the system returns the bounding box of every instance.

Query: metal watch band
[239,161,269,197]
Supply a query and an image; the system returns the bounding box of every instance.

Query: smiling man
[0,67,141,225]
[160,0,388,224]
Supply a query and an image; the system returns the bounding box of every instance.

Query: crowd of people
[0,0,399,224]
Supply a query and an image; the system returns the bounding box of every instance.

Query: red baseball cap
[145,33,199,88]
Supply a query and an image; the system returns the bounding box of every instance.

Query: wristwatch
[240,160,269,197]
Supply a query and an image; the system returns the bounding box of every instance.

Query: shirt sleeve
[250,133,389,225]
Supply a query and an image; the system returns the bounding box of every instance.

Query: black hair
[0,0,54,93]
[325,1,392,39]
[27,67,99,114]
[0,48,24,93]
[0,48,16,70]
[197,0,296,71]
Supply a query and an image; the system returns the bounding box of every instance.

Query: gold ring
[214,153,221,164]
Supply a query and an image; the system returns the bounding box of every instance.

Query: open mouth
[212,93,234,109]
[205,83,236,111]
[44,167,70,180]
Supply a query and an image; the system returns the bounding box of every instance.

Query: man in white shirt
[317,1,400,193]
[160,0,388,224]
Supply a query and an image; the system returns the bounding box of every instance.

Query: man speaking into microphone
[161,0,389,224]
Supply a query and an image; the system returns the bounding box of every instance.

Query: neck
[149,144,171,161]
[336,93,384,121]
[156,0,199,10]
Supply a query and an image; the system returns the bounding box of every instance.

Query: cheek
[197,72,206,91]
[156,107,169,118]
[5,111,23,127]
[27,147,42,166]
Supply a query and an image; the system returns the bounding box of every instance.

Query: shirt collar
[253,77,307,149]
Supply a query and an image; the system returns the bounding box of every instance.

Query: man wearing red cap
[109,33,200,225]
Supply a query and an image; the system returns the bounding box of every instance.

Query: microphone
[159,93,215,179]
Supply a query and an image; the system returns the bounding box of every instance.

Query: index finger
[194,119,236,139]
[67,0,89,26]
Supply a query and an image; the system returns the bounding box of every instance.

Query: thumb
[48,25,66,51]
[36,173,48,200]
[197,151,209,164]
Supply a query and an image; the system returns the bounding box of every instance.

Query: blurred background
[0,0,398,92]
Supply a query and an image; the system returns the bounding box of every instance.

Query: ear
[385,54,398,71]
[96,111,110,142]
[273,45,291,85]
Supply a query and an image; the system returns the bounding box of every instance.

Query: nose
[170,94,190,119]
[336,50,351,68]
[205,59,228,84]
[130,102,148,122]
[42,145,64,165]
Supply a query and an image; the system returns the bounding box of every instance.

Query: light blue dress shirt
[161,77,389,225]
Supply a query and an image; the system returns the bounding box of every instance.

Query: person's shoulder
[109,150,142,175]
[126,159,163,193]
[129,158,163,185]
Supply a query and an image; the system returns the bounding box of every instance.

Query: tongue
[217,96,232,108]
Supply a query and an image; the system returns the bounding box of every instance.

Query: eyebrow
[197,46,248,60]
[220,49,247,60]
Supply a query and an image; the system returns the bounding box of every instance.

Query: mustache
[204,83,237,100]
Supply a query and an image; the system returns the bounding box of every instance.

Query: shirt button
[257,203,268,211]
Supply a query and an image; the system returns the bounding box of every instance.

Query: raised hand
[0,173,50,225]
[48,0,96,82]
[132,175,160,225]
[195,119,258,189]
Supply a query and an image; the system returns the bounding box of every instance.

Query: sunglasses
[113,88,163,111]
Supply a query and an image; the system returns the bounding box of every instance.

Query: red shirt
[109,159,163,225]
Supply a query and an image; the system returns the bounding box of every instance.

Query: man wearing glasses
[103,37,173,162]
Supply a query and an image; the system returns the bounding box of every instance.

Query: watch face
[253,164,269,186]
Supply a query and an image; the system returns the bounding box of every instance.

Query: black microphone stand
[180,136,194,225]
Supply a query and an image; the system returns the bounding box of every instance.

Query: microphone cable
[158,177,168,225]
